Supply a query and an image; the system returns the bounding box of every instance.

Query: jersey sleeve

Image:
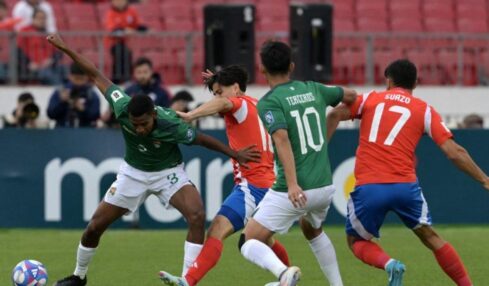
[425,105,453,145]
[258,98,287,135]
[224,97,248,124]
[104,84,130,119]
[157,108,198,145]
[316,83,344,107]
[349,94,365,119]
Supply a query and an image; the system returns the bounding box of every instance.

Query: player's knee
[238,233,246,251]
[186,208,206,227]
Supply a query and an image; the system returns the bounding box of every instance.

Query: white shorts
[253,185,335,234]
[104,162,192,213]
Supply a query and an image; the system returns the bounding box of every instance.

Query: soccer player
[45,34,261,286]
[327,59,489,286]
[159,65,291,286]
[239,41,357,286]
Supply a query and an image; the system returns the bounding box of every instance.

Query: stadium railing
[1,31,489,86]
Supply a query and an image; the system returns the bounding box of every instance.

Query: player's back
[223,95,275,188]
[352,87,452,185]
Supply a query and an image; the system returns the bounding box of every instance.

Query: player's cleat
[159,271,189,286]
[53,274,87,286]
[278,266,301,286]
[385,260,405,286]
[264,283,280,286]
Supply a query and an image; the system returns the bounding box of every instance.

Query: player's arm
[326,104,352,140]
[439,139,489,191]
[193,132,260,168]
[46,34,113,95]
[177,97,233,122]
[340,87,358,105]
[272,129,307,208]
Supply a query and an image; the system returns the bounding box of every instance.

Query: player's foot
[264,283,279,286]
[159,271,189,286]
[278,266,301,286]
[53,274,87,286]
[385,260,405,286]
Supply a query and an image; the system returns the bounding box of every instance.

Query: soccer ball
[11,260,48,286]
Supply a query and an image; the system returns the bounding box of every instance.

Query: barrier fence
[2,31,489,85]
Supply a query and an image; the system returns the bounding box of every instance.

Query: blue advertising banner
[0,129,488,228]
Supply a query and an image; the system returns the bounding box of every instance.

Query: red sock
[185,237,223,286]
[352,240,391,269]
[271,240,290,266]
[434,243,472,286]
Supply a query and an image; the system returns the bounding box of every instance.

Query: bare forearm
[327,113,341,141]
[194,133,237,159]
[59,47,100,80]
[450,149,488,184]
[188,98,231,120]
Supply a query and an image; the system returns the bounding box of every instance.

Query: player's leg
[397,184,472,286]
[299,185,342,286]
[169,183,206,275]
[55,170,142,286]
[346,184,405,286]
[241,190,301,286]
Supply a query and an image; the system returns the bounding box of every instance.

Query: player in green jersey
[46,34,260,286]
[239,41,357,286]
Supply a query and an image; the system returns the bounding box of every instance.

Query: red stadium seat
[458,18,488,34]
[256,3,288,22]
[164,19,194,32]
[67,19,100,31]
[373,49,404,83]
[132,3,161,21]
[333,19,355,32]
[160,2,192,20]
[424,17,456,33]
[62,3,96,20]
[455,3,488,19]
[423,3,455,20]
[406,49,441,84]
[357,18,388,32]
[390,18,423,32]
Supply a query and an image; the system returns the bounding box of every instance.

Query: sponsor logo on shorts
[187,129,194,141]
[108,187,117,196]
[137,144,148,153]
[153,140,161,148]
[265,111,274,125]
[111,91,123,102]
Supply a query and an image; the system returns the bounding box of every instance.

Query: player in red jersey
[159,65,290,286]
[327,59,489,286]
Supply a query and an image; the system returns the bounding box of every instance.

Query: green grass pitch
[1,226,487,285]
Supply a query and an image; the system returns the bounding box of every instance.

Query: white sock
[182,241,203,276]
[308,232,343,286]
[73,243,96,279]
[241,239,288,278]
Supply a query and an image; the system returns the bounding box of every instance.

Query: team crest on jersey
[187,129,194,141]
[153,140,161,148]
[265,111,275,125]
[111,91,123,102]
[108,187,116,196]
[137,144,148,153]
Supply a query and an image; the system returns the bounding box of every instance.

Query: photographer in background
[47,63,100,127]
[3,92,42,128]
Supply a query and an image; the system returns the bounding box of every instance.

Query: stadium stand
[2,0,489,85]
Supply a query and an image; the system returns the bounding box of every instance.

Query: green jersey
[257,81,343,191]
[105,85,197,172]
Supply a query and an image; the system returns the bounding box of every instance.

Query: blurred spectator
[105,0,146,83]
[17,8,63,84]
[47,63,100,128]
[460,114,484,129]
[170,90,194,112]
[0,1,22,31]
[12,0,56,33]
[125,57,171,107]
[2,92,42,128]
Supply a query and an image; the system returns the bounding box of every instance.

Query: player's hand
[202,69,215,81]
[176,111,193,123]
[235,144,261,169]
[46,34,67,50]
[288,184,307,208]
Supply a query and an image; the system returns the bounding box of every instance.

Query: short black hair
[206,65,248,93]
[18,92,34,103]
[70,63,86,76]
[127,94,154,117]
[0,2,7,9]
[134,57,153,69]
[260,40,292,76]
[171,90,194,104]
[384,59,417,90]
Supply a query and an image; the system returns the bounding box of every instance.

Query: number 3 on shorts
[167,173,179,185]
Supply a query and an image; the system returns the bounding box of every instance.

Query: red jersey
[17,26,55,64]
[222,95,275,188]
[349,88,453,185]
[104,5,140,47]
